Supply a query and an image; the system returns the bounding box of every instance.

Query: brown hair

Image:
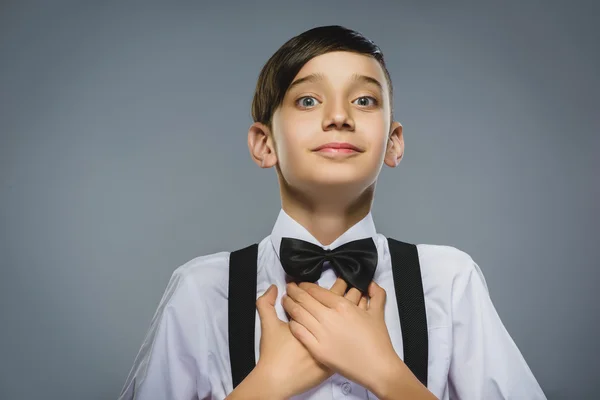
[251,25,394,129]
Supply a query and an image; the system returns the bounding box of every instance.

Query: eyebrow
[288,72,384,94]
[350,73,383,93]
[288,73,326,91]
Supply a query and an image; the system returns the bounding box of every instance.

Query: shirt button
[341,381,352,395]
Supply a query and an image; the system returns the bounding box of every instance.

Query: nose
[322,100,355,132]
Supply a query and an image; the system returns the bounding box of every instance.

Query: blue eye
[353,96,378,107]
[296,96,321,108]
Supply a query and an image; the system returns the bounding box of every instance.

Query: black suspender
[227,238,428,389]
[227,243,259,389]
[387,238,429,387]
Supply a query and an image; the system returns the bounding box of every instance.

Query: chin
[284,161,379,192]
[307,171,374,190]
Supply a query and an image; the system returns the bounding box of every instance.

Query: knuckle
[296,290,310,304]
[289,320,304,338]
[288,304,301,318]
[335,299,351,313]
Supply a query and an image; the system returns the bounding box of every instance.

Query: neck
[279,182,376,246]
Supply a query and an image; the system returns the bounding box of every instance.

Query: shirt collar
[269,208,378,259]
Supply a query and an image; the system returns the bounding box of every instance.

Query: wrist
[367,355,405,398]
[370,356,435,400]
[226,365,288,400]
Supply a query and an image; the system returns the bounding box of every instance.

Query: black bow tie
[279,237,378,294]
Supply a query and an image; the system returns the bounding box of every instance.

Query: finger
[297,279,345,296]
[367,281,387,314]
[256,285,279,329]
[282,293,322,336]
[294,281,348,310]
[344,287,362,305]
[328,277,348,296]
[288,320,321,360]
[358,295,368,310]
[286,283,329,323]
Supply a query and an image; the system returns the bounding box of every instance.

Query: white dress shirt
[118,209,546,400]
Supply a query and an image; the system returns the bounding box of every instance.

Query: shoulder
[165,236,272,301]
[171,251,231,293]
[382,236,478,279]
[415,243,478,275]
[381,235,485,287]
[381,234,488,290]
[143,251,231,324]
[414,242,489,293]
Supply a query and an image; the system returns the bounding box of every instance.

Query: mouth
[312,142,364,154]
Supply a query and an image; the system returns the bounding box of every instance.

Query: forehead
[291,51,388,91]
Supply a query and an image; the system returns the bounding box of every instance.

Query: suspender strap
[387,238,429,387]
[227,243,259,389]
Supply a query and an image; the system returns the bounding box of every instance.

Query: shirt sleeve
[117,268,210,400]
[447,257,547,400]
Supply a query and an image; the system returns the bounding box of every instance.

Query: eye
[296,96,321,109]
[353,96,378,107]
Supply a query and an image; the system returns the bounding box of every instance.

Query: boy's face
[250,51,403,194]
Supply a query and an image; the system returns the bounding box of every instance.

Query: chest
[204,263,453,399]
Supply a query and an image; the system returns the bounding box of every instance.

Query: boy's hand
[282,278,407,394]
[254,280,366,399]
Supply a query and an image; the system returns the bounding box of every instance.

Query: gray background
[1,1,598,399]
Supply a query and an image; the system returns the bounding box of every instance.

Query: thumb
[256,285,279,329]
[367,281,387,315]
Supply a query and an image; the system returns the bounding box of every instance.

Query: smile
[312,142,364,155]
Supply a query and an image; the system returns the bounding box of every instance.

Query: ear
[384,121,404,168]
[248,122,278,168]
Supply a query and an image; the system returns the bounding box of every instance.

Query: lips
[312,142,364,152]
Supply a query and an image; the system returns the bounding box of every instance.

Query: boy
[118,25,546,399]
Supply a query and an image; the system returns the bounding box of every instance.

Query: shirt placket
[331,373,366,399]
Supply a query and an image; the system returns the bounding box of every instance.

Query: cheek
[277,121,314,159]
[365,122,389,156]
